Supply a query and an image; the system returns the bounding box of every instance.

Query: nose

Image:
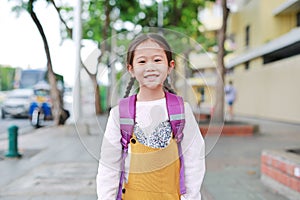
[145,63,155,71]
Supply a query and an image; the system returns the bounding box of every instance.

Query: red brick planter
[199,123,256,136]
[194,112,257,136]
[194,113,211,121]
[261,150,300,200]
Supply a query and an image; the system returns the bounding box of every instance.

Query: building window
[245,61,250,70]
[226,67,234,74]
[198,87,205,103]
[297,12,300,27]
[245,25,250,47]
[228,33,236,51]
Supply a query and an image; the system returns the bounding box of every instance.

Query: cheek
[131,68,143,79]
[162,66,170,75]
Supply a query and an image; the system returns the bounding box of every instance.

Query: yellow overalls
[122,134,181,200]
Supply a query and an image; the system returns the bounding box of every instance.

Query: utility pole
[110,28,117,107]
[73,0,82,122]
[157,0,163,34]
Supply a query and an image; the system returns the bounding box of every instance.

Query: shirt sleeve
[181,102,206,200]
[96,106,122,200]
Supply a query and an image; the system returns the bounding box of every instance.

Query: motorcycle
[29,82,52,128]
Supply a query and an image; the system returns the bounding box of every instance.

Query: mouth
[144,74,159,79]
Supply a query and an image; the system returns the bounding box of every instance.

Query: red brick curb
[194,113,211,121]
[199,124,256,136]
[261,150,300,199]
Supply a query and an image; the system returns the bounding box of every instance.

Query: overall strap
[165,92,186,194]
[117,94,136,200]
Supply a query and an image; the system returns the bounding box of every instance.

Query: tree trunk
[80,0,112,115]
[92,75,101,114]
[213,0,230,123]
[53,0,112,115]
[29,0,68,125]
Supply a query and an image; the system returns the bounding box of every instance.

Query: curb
[0,126,34,141]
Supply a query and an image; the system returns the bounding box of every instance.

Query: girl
[97,33,205,200]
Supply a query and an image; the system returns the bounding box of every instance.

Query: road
[0,116,35,139]
[0,100,73,140]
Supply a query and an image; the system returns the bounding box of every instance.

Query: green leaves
[0,65,15,91]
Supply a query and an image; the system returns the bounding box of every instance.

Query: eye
[138,60,146,64]
[154,58,162,62]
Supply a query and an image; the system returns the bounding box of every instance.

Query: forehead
[135,39,165,52]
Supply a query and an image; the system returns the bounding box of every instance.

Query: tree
[50,0,121,114]
[136,0,228,123]
[50,0,143,114]
[11,0,69,125]
[63,0,228,122]
[0,65,15,91]
[52,0,217,114]
[81,0,112,114]
[213,0,230,123]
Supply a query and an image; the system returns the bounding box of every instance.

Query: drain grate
[286,148,300,155]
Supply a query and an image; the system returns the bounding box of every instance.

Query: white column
[110,28,117,107]
[73,0,82,122]
[157,0,163,33]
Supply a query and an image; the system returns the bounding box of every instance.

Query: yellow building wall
[250,58,263,71]
[228,0,297,51]
[175,55,198,107]
[227,54,300,123]
[225,0,300,123]
[259,0,296,44]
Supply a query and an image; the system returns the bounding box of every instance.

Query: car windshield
[19,70,46,88]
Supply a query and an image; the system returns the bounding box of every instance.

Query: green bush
[0,65,15,91]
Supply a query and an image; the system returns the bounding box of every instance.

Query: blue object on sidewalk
[41,102,51,117]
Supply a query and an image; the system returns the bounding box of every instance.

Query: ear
[128,64,135,77]
[168,60,175,74]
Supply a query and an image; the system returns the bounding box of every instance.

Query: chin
[142,82,163,90]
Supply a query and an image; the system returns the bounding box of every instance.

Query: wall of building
[225,0,300,123]
[226,54,300,123]
[228,0,297,53]
[259,0,296,43]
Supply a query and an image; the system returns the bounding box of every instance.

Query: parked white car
[0,91,6,104]
[1,89,34,118]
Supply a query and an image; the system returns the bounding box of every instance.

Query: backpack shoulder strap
[165,92,185,142]
[117,94,136,200]
[165,92,186,194]
[119,94,137,149]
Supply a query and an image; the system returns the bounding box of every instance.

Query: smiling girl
[97,33,205,200]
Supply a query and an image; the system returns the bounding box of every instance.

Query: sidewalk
[202,116,300,200]
[0,107,108,199]
[0,108,299,199]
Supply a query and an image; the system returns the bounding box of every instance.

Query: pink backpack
[117,92,186,199]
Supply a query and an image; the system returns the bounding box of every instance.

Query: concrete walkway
[202,116,300,200]
[0,108,299,199]
[0,107,108,199]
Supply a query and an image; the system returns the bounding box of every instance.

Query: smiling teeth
[145,75,158,78]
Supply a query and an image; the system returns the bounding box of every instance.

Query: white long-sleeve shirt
[97,98,205,200]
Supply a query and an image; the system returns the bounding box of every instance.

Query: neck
[137,88,165,101]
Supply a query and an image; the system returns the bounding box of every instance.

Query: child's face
[128,39,174,92]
